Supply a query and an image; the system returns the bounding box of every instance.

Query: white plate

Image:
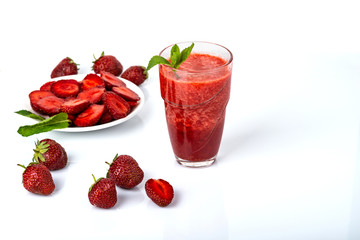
[26,73,145,132]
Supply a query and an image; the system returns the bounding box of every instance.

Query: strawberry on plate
[102,91,130,120]
[60,98,90,115]
[51,79,80,98]
[77,87,105,104]
[112,86,140,102]
[34,95,65,115]
[100,71,126,89]
[73,104,105,127]
[81,73,105,90]
[29,90,55,113]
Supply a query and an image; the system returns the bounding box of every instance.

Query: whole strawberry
[18,162,55,195]
[106,154,144,189]
[88,174,117,209]
[51,57,79,78]
[33,139,67,171]
[92,51,123,76]
[121,66,148,86]
[145,178,174,207]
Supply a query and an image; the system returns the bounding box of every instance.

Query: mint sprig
[16,111,71,137]
[146,42,194,71]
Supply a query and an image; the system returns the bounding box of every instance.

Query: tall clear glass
[159,41,233,167]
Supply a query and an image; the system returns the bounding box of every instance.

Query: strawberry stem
[17,164,26,169]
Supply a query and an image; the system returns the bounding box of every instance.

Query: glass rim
[159,41,233,73]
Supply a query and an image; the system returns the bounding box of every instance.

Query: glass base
[175,155,216,168]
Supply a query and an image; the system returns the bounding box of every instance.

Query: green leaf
[15,110,45,121]
[174,42,195,69]
[17,112,70,137]
[146,55,171,71]
[170,44,181,67]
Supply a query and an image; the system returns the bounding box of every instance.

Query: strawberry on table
[33,139,68,171]
[51,79,80,98]
[145,179,174,207]
[106,154,144,189]
[18,162,55,195]
[92,51,123,76]
[121,66,148,86]
[51,57,79,79]
[73,104,105,127]
[102,91,130,120]
[88,174,117,209]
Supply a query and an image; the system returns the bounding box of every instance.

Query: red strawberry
[102,91,130,120]
[98,107,113,124]
[106,154,144,189]
[34,95,65,115]
[29,90,55,113]
[92,52,123,76]
[40,81,55,91]
[77,87,105,104]
[18,162,55,195]
[81,73,105,90]
[33,139,68,171]
[145,179,174,207]
[100,71,126,89]
[51,57,79,79]
[51,79,80,98]
[73,104,105,127]
[112,86,140,102]
[88,174,117,209]
[61,98,90,115]
[121,66,148,86]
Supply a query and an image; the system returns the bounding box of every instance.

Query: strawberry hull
[159,49,232,166]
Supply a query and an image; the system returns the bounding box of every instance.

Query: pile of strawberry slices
[29,71,141,127]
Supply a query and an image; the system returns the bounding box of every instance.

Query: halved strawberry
[60,98,90,115]
[29,90,55,113]
[145,179,174,207]
[81,73,105,90]
[40,81,55,91]
[73,104,105,127]
[51,79,80,98]
[112,86,140,102]
[98,106,113,124]
[35,96,65,115]
[100,71,126,89]
[77,87,105,104]
[102,91,130,120]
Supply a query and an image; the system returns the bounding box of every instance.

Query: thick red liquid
[160,53,232,161]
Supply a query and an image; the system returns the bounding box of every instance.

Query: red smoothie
[159,53,232,162]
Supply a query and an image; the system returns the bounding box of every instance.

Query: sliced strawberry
[51,79,80,98]
[112,86,140,101]
[77,87,105,104]
[127,101,139,109]
[102,91,130,120]
[81,73,105,90]
[100,71,126,89]
[60,98,90,115]
[98,106,113,124]
[145,179,174,207]
[40,81,55,91]
[29,90,55,113]
[73,104,105,127]
[35,96,65,115]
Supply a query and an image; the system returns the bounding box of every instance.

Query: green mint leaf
[15,110,45,121]
[174,42,195,69]
[146,55,171,71]
[17,112,70,137]
[170,44,181,68]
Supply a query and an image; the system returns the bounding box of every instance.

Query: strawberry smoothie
[159,42,233,167]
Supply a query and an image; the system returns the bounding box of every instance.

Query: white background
[0,0,359,239]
